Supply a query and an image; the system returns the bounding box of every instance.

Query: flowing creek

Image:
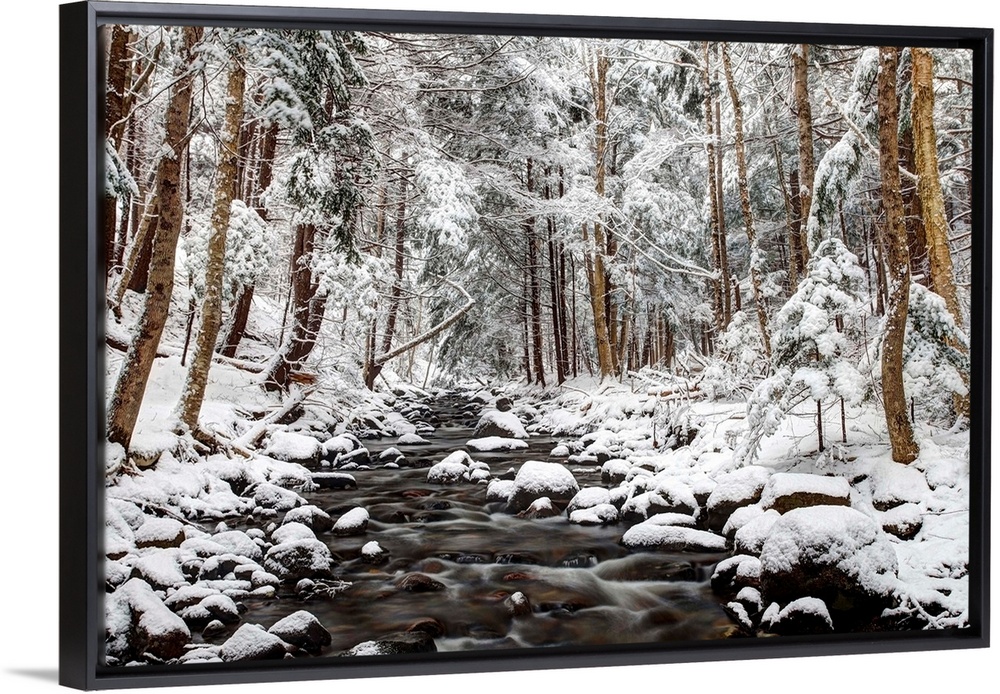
[228,395,735,654]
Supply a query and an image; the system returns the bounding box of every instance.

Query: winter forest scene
[101,22,975,667]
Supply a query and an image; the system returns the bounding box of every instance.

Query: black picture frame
[59,1,992,690]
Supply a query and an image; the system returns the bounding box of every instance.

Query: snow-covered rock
[309,472,357,490]
[263,431,322,465]
[398,433,431,445]
[706,465,770,531]
[252,482,304,510]
[263,539,334,581]
[219,623,287,661]
[211,529,263,563]
[271,522,316,545]
[473,410,528,439]
[516,496,559,519]
[427,450,472,485]
[134,517,186,549]
[880,503,924,540]
[566,487,612,516]
[486,479,515,502]
[105,578,191,663]
[569,503,619,525]
[621,517,727,552]
[601,459,631,486]
[760,472,851,514]
[467,436,529,452]
[507,460,580,512]
[132,549,187,589]
[711,554,762,599]
[733,509,781,556]
[282,505,334,532]
[267,610,332,654]
[333,507,369,536]
[361,540,386,563]
[759,506,899,627]
[764,596,834,635]
[870,461,932,511]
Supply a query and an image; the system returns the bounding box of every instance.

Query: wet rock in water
[760,473,851,514]
[282,505,334,532]
[427,451,472,485]
[711,555,762,599]
[732,509,781,556]
[336,447,371,468]
[621,520,726,553]
[361,540,387,564]
[407,617,446,637]
[397,573,446,593]
[569,503,619,525]
[341,631,437,656]
[759,506,898,628]
[263,539,334,582]
[202,620,227,639]
[268,610,332,654]
[310,472,357,490]
[763,597,834,635]
[593,555,694,584]
[705,466,771,532]
[560,552,598,568]
[505,591,531,617]
[880,503,923,540]
[219,623,287,661]
[506,460,580,513]
[495,396,514,412]
[106,578,191,662]
[724,602,755,633]
[473,411,528,439]
[135,517,186,549]
[263,431,322,465]
[494,552,542,565]
[333,507,370,536]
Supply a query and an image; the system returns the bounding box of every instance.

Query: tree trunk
[713,48,731,327]
[107,26,202,451]
[722,44,772,359]
[912,48,962,323]
[877,46,920,464]
[585,49,615,378]
[912,46,968,418]
[525,159,545,386]
[703,42,726,339]
[545,177,567,385]
[793,44,815,261]
[364,176,407,389]
[176,53,245,431]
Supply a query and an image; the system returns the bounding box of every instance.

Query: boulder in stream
[506,460,580,513]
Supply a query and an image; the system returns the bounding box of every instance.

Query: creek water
[240,395,735,654]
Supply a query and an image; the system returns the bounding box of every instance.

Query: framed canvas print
[59,0,991,690]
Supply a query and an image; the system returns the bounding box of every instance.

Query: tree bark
[107,26,202,451]
[723,44,772,359]
[525,159,546,386]
[585,48,615,378]
[877,46,920,464]
[793,44,815,262]
[175,51,246,431]
[703,43,727,339]
[364,176,407,389]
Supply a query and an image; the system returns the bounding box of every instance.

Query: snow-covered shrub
[737,238,868,463]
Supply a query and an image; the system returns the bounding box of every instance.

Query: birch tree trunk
[722,44,772,358]
[176,50,246,431]
[877,46,920,464]
[793,44,815,262]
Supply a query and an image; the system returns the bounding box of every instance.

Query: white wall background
[2,1,993,692]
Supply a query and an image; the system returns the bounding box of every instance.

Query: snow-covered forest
[102,24,974,666]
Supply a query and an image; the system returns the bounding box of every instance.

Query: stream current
[238,395,735,654]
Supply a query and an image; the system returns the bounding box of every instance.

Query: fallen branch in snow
[232,388,312,451]
[106,333,265,373]
[372,277,475,366]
